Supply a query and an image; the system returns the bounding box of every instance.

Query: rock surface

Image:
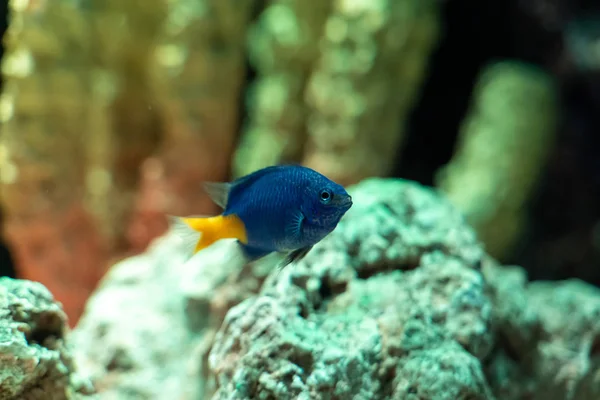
[0,277,93,400]
[484,261,600,400]
[71,177,600,399]
[70,231,267,399]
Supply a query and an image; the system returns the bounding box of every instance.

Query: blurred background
[0,0,598,327]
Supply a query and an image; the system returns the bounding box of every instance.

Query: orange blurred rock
[0,0,254,326]
[0,0,154,326]
[150,0,257,213]
[5,207,107,327]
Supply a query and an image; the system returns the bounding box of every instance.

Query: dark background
[0,0,14,279]
[0,0,599,284]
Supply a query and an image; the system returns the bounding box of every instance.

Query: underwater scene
[0,0,600,399]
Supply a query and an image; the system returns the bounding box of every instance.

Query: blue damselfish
[170,164,353,267]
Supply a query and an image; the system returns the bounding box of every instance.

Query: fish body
[170,165,353,267]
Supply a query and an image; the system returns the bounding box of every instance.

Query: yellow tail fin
[168,214,247,256]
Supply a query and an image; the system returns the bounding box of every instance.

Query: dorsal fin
[203,182,232,209]
[230,165,283,191]
[204,165,293,209]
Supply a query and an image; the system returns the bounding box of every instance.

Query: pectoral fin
[285,210,305,241]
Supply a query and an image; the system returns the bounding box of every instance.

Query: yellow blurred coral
[436,61,559,259]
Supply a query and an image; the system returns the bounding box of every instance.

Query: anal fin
[278,246,313,271]
[241,244,272,261]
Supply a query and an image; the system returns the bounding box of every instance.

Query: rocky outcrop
[0,277,93,400]
[70,177,600,399]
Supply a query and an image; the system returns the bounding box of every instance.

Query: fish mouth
[337,194,353,208]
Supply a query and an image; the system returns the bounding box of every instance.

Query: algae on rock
[302,0,441,185]
[234,0,440,185]
[233,0,333,178]
[436,61,559,260]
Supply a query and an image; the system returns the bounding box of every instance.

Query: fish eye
[319,189,332,203]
